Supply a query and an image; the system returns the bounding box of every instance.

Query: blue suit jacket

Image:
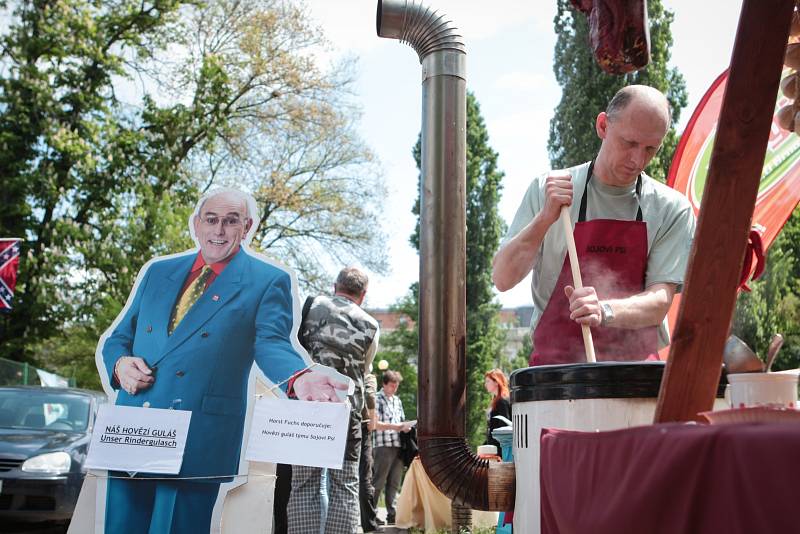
[102,249,305,480]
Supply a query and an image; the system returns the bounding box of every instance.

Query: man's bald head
[605,85,671,130]
[594,85,671,186]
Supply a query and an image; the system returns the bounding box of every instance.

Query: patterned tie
[169,266,213,335]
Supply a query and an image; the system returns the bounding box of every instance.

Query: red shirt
[180,248,239,294]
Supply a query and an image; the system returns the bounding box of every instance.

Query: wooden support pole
[654,0,795,423]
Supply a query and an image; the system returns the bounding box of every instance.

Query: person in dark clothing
[359,371,378,532]
[273,463,292,534]
[484,369,511,453]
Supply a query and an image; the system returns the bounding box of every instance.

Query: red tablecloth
[540,422,800,534]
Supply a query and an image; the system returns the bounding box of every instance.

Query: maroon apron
[531,161,659,365]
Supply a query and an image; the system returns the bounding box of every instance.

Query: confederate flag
[0,239,21,312]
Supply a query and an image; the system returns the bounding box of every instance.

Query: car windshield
[0,390,92,432]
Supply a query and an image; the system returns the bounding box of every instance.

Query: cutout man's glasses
[201,215,244,228]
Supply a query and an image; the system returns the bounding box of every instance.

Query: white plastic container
[726,371,799,408]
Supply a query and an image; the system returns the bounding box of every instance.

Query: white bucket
[726,371,799,408]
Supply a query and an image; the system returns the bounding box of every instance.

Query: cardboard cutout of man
[96,188,347,534]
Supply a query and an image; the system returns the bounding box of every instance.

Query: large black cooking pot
[510,361,728,402]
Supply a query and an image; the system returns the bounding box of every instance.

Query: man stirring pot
[493,85,695,364]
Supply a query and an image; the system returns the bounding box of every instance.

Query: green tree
[461,93,507,447]
[548,0,687,182]
[0,0,193,363]
[382,92,506,448]
[156,0,387,288]
[375,285,420,421]
[503,334,531,376]
[0,0,386,375]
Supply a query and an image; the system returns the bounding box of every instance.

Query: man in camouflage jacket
[287,267,380,534]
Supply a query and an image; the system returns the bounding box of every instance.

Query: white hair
[189,187,261,247]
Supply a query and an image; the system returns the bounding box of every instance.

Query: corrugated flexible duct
[376,0,515,511]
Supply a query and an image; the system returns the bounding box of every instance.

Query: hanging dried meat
[570,0,651,75]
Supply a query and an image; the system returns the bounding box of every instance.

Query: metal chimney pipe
[376,0,514,511]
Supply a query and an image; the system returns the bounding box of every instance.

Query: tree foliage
[503,334,531,376]
[380,92,506,448]
[0,0,194,364]
[461,93,507,448]
[155,0,387,288]
[733,212,800,371]
[375,285,420,422]
[548,0,687,182]
[0,0,386,381]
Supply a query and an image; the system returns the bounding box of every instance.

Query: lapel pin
[212,295,220,301]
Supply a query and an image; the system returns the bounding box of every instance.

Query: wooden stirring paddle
[560,206,597,363]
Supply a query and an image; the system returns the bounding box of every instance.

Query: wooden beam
[654,0,795,423]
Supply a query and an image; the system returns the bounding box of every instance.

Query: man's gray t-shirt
[503,161,696,349]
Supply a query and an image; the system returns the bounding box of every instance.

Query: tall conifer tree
[461,93,507,447]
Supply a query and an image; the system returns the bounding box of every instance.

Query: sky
[302,0,744,310]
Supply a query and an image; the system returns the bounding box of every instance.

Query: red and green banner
[661,68,800,358]
[667,68,800,244]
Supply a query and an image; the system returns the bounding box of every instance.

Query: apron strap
[578,160,643,222]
